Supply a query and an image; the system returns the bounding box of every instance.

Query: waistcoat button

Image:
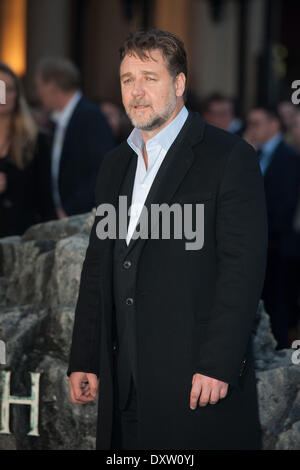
[125,297,134,305]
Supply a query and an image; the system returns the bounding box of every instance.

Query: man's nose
[131,80,145,98]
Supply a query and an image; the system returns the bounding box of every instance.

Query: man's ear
[174,72,186,98]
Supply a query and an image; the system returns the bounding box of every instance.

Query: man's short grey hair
[36,57,81,92]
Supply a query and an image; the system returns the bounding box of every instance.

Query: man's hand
[68,372,99,404]
[190,373,228,409]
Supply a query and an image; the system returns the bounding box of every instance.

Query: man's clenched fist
[190,373,228,409]
[68,372,99,404]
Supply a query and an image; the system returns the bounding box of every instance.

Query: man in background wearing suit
[201,92,245,136]
[34,57,115,221]
[67,29,268,450]
[247,107,300,348]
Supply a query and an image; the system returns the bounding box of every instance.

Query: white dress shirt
[257,132,282,175]
[126,105,189,245]
[51,90,82,209]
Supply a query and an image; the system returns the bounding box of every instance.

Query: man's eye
[123,79,132,84]
[146,77,155,81]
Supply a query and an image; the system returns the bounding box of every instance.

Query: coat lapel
[98,111,206,261]
[96,142,135,265]
[122,111,206,257]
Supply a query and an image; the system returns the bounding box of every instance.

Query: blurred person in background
[30,104,51,129]
[287,109,300,343]
[201,92,244,136]
[246,106,300,348]
[34,57,115,221]
[277,100,298,145]
[290,110,300,152]
[98,99,131,145]
[0,62,38,238]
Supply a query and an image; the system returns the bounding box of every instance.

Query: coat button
[125,297,134,305]
[123,260,131,269]
[113,343,117,352]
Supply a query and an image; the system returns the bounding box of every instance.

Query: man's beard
[127,88,177,131]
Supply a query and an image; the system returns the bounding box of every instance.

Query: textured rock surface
[0,212,299,450]
[0,213,97,450]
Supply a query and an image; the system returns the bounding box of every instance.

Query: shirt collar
[127,105,189,155]
[51,91,82,128]
[260,132,282,156]
[227,117,243,134]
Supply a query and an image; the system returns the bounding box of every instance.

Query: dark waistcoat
[112,152,140,410]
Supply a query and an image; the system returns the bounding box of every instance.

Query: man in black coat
[67,29,268,450]
[247,107,300,348]
[34,57,115,221]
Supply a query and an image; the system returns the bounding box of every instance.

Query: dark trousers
[111,373,139,450]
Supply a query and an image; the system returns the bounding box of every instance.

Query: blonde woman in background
[0,62,38,237]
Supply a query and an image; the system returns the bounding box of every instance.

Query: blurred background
[0,0,299,109]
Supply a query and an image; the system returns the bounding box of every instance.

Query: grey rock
[81,209,96,235]
[49,233,87,308]
[276,421,300,450]
[256,366,300,449]
[0,236,21,277]
[45,306,76,362]
[0,306,48,369]
[26,355,97,450]
[253,301,296,371]
[0,213,299,449]
[4,241,55,308]
[21,213,91,242]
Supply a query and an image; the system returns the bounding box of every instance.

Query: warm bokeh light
[0,0,27,76]
[154,0,190,58]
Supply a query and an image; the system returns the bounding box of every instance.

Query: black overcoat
[67,111,268,450]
